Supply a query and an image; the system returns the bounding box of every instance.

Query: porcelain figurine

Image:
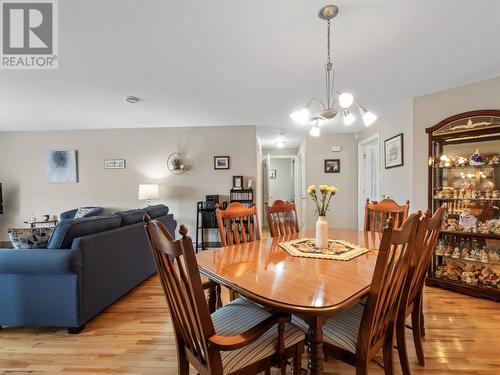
[480,248,489,263]
[470,247,480,260]
[460,247,471,259]
[470,149,485,166]
[435,239,444,255]
[489,250,500,264]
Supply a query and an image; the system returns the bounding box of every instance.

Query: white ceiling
[1,0,499,148]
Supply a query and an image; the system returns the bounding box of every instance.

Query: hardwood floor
[0,276,499,374]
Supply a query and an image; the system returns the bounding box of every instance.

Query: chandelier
[290,5,377,136]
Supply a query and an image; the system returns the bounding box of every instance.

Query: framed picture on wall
[214,156,230,170]
[46,150,78,183]
[324,159,340,173]
[232,175,243,190]
[384,133,404,169]
[270,169,276,179]
[104,159,126,169]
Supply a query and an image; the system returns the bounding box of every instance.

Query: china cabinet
[426,109,500,301]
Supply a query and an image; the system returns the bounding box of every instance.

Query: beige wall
[358,99,414,206]
[0,126,257,241]
[304,133,358,229]
[412,76,500,211]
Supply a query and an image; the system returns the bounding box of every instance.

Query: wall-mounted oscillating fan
[167,152,189,175]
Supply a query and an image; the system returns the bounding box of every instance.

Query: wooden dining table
[196,228,382,375]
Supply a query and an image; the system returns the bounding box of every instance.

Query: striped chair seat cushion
[291,302,365,354]
[212,298,304,374]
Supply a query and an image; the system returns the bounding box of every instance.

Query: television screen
[0,183,3,214]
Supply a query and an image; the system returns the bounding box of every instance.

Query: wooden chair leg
[396,314,411,375]
[229,289,238,301]
[419,298,426,337]
[356,360,368,375]
[383,335,395,375]
[178,348,189,375]
[293,346,302,374]
[216,284,222,309]
[411,306,425,366]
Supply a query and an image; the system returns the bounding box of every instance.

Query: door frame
[358,133,380,229]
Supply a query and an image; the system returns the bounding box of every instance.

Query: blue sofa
[0,204,176,333]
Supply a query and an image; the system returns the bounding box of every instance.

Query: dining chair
[216,202,261,247]
[396,207,445,375]
[143,216,305,375]
[293,213,420,375]
[364,198,410,232]
[266,200,300,237]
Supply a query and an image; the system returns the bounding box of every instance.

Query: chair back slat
[216,202,260,246]
[358,213,420,354]
[405,207,446,306]
[364,199,410,233]
[266,200,300,237]
[144,218,222,372]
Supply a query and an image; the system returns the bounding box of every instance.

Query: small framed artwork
[270,169,277,179]
[385,133,404,169]
[104,159,126,169]
[214,156,230,170]
[232,176,243,190]
[324,159,340,173]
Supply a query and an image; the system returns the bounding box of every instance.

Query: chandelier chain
[327,19,331,66]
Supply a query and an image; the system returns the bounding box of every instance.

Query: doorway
[262,154,303,229]
[358,134,380,229]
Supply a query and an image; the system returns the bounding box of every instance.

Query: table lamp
[138,184,159,206]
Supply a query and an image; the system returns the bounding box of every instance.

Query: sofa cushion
[47,215,121,249]
[7,227,54,249]
[74,207,99,219]
[144,204,169,218]
[114,209,146,226]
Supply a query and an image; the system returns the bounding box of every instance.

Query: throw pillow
[74,207,95,218]
[7,227,54,249]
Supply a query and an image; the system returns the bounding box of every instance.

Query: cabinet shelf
[434,253,500,268]
[433,197,500,202]
[432,164,500,170]
[439,229,500,240]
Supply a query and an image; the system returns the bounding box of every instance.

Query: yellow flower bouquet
[307,184,338,216]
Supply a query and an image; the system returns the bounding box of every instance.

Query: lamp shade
[138,184,159,200]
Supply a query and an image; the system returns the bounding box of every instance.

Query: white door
[262,154,271,227]
[297,151,306,230]
[358,135,380,229]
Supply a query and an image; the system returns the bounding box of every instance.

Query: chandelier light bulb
[362,111,377,126]
[309,125,320,137]
[338,93,354,109]
[290,108,310,124]
[358,104,377,126]
[342,109,355,125]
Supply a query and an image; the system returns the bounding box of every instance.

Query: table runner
[279,238,369,260]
